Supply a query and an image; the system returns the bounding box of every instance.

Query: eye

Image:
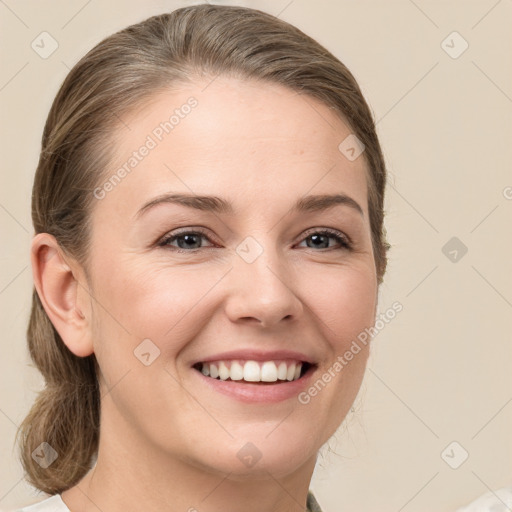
[158,228,215,253]
[297,228,352,251]
[157,227,353,253]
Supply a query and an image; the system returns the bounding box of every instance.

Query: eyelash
[157,227,353,253]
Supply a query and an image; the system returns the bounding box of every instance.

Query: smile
[193,359,311,383]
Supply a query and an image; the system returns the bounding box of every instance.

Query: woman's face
[84,76,377,478]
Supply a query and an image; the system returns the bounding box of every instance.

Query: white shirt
[15,495,69,512]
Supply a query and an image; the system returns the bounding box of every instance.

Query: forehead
[95,76,369,220]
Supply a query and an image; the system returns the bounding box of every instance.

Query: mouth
[192,359,314,384]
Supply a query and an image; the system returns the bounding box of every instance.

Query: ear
[31,233,94,357]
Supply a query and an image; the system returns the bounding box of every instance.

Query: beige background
[1,1,511,511]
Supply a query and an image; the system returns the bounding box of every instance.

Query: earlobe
[31,233,94,357]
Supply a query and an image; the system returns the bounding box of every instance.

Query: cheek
[92,259,229,349]
[89,262,223,416]
[293,265,375,440]
[302,263,377,349]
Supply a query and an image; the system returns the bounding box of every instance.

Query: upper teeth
[200,360,303,382]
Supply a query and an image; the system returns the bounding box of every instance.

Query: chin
[186,432,319,480]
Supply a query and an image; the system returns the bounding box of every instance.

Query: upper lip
[191,349,316,366]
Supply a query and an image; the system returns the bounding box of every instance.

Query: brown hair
[16,4,391,495]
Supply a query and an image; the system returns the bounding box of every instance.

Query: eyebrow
[135,192,364,219]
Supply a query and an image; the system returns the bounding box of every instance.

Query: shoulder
[14,494,69,512]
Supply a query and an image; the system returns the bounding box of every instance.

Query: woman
[15,4,390,511]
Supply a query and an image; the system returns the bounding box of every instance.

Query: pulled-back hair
[16,4,390,495]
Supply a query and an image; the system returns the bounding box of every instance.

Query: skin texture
[32,77,378,512]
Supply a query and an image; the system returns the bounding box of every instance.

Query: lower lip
[192,365,317,404]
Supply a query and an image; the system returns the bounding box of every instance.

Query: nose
[224,240,304,328]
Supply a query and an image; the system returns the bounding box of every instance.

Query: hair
[15,4,391,495]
